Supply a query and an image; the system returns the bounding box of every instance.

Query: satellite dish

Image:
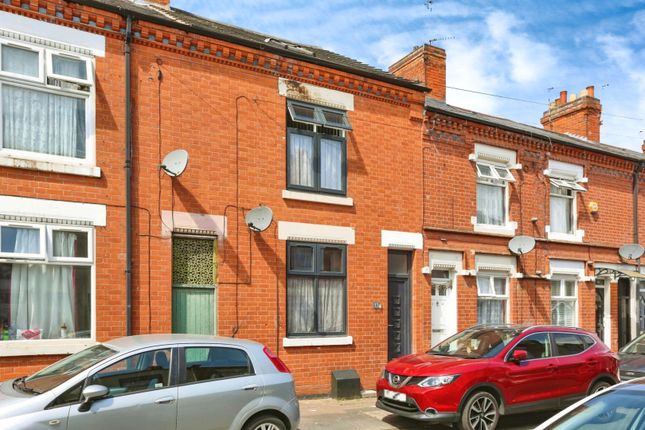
[619,244,644,260]
[161,149,189,177]
[245,206,273,232]
[508,235,536,255]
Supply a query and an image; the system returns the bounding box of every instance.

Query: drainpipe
[634,161,643,245]
[125,15,133,336]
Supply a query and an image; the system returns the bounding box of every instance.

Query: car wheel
[243,414,287,430]
[457,391,500,430]
[589,380,612,394]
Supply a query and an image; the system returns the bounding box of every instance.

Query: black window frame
[505,332,553,361]
[286,241,347,337]
[286,100,348,196]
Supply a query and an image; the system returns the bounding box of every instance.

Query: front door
[639,281,645,335]
[595,285,605,342]
[388,251,411,361]
[619,278,631,348]
[431,270,456,346]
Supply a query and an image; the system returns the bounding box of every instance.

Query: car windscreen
[622,334,645,354]
[543,389,645,430]
[21,344,116,394]
[429,328,520,359]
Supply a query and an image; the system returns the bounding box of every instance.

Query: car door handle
[242,384,259,391]
[154,396,175,405]
[586,360,597,366]
[48,420,62,426]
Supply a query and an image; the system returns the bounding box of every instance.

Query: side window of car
[511,333,552,360]
[47,381,84,409]
[553,333,593,356]
[89,348,172,397]
[184,347,254,383]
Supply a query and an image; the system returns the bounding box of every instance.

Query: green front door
[172,237,217,335]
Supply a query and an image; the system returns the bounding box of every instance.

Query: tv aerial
[618,244,644,261]
[245,206,273,232]
[160,149,189,177]
[508,236,536,256]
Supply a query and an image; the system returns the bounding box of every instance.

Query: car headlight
[418,375,460,388]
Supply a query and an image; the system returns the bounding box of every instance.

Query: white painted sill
[472,221,517,236]
[282,190,353,207]
[282,336,353,348]
[546,228,584,243]
[0,156,101,178]
[0,339,97,357]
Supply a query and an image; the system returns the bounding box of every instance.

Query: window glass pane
[287,276,315,334]
[477,183,505,225]
[184,347,252,383]
[1,263,91,340]
[321,247,342,272]
[552,300,575,327]
[564,280,576,297]
[321,110,346,127]
[477,276,492,295]
[388,253,409,275]
[2,85,86,158]
[493,277,506,295]
[289,245,314,272]
[288,133,315,188]
[53,230,88,258]
[495,167,512,180]
[320,138,343,191]
[553,333,585,356]
[477,298,505,324]
[49,382,84,408]
[513,333,551,359]
[431,270,450,280]
[172,238,215,286]
[317,278,344,333]
[91,349,171,396]
[52,54,87,80]
[550,195,572,233]
[1,45,39,77]
[477,163,493,177]
[1,226,40,254]
[291,104,316,121]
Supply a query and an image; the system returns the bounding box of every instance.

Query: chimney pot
[586,85,595,98]
[540,85,602,142]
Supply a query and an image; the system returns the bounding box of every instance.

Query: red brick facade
[0,0,643,397]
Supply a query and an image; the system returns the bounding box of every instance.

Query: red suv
[376,325,618,430]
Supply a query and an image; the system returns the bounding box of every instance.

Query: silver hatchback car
[0,334,300,430]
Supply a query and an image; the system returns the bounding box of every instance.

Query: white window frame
[476,162,515,182]
[473,159,517,235]
[47,226,94,263]
[0,35,96,170]
[0,222,46,259]
[549,181,577,235]
[551,278,578,327]
[476,273,510,324]
[0,40,44,83]
[45,49,93,86]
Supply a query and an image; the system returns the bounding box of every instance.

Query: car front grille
[385,370,426,388]
[380,397,420,413]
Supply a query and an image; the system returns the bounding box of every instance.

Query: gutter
[125,15,133,336]
[74,0,428,92]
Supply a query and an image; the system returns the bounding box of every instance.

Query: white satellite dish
[161,149,189,177]
[245,206,273,232]
[619,244,644,260]
[508,235,536,255]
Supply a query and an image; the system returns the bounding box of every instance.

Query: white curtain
[52,55,86,79]
[318,278,344,332]
[10,231,77,339]
[477,299,505,324]
[2,85,85,158]
[477,183,504,225]
[1,46,39,77]
[53,231,78,257]
[550,196,571,233]
[320,138,342,191]
[552,300,575,326]
[5,227,40,254]
[288,133,314,187]
[287,277,315,334]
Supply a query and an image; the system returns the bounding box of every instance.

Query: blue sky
[173,0,645,153]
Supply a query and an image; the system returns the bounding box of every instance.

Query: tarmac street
[298,397,557,429]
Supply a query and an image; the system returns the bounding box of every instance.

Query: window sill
[472,222,517,236]
[282,190,353,207]
[0,338,96,357]
[546,228,584,243]
[0,156,101,178]
[282,336,353,347]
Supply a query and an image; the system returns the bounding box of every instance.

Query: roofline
[425,101,645,163]
[74,0,428,92]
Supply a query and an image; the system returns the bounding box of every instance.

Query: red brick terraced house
[0,0,643,396]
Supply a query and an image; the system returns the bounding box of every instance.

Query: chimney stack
[540,85,602,142]
[389,44,446,101]
[139,0,170,8]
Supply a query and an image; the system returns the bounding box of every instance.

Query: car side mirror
[78,385,108,412]
[510,349,528,364]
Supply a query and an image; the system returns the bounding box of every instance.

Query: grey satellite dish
[161,149,189,177]
[245,206,273,232]
[508,235,536,255]
[619,244,644,260]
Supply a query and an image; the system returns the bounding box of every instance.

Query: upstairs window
[476,162,514,226]
[0,38,94,164]
[550,178,586,235]
[286,100,350,195]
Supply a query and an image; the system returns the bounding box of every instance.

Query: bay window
[0,38,94,165]
[0,222,93,341]
[551,279,577,326]
[286,242,346,336]
[476,274,508,324]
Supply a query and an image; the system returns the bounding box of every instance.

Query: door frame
[387,250,412,361]
[431,269,457,346]
[618,277,632,348]
[594,278,611,347]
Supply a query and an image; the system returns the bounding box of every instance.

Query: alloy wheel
[467,395,498,430]
[252,424,281,430]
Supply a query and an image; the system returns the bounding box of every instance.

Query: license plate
[383,389,407,402]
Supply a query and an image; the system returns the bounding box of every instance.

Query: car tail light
[263,346,291,373]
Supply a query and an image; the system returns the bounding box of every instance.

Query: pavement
[299,396,557,430]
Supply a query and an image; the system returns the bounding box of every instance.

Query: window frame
[286,241,347,337]
[0,222,46,259]
[177,345,256,387]
[0,40,45,83]
[45,50,93,86]
[505,332,553,362]
[551,278,578,327]
[476,273,509,324]
[551,332,595,357]
[287,100,352,131]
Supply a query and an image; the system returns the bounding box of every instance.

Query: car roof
[102,334,263,352]
[613,378,645,392]
[469,324,591,333]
